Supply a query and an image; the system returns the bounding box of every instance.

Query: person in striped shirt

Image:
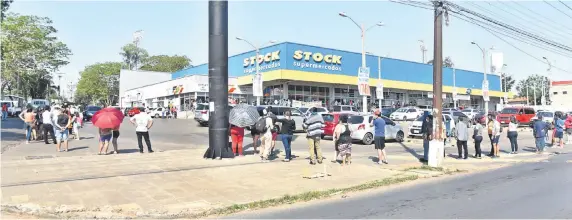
[303,112,325,165]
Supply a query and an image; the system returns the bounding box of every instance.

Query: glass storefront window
[287,85,330,107]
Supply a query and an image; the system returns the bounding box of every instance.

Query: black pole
[204,0,233,159]
[432,1,443,140]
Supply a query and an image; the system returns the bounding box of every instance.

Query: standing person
[420,113,433,163]
[507,116,519,154]
[111,126,120,154]
[334,114,352,165]
[41,107,57,144]
[533,115,549,153]
[473,120,484,159]
[371,111,388,164]
[54,110,71,152]
[72,112,82,140]
[69,112,76,139]
[565,113,572,144]
[455,116,470,159]
[98,128,112,155]
[490,114,502,158]
[276,111,295,162]
[554,113,565,149]
[19,108,36,144]
[230,124,245,157]
[266,106,278,157]
[1,103,7,120]
[249,124,260,155]
[130,111,154,153]
[302,112,325,165]
[486,117,495,157]
[258,109,274,162]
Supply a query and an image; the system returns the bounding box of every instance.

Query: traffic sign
[358,67,371,96]
[376,82,384,99]
[482,80,490,101]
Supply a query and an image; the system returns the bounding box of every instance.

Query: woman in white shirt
[507,116,519,154]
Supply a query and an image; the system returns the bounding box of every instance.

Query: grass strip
[186,175,419,218]
[403,165,444,172]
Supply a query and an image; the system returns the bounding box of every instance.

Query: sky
[8,0,572,98]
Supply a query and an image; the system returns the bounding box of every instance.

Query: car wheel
[155,113,159,118]
[321,134,325,139]
[362,132,374,145]
[403,116,407,121]
[396,131,404,142]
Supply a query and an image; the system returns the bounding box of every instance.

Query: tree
[75,62,122,106]
[426,56,454,68]
[0,0,13,23]
[139,55,191,72]
[120,43,148,70]
[515,74,550,105]
[501,73,516,92]
[1,13,72,99]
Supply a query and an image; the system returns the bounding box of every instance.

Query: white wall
[119,69,171,107]
[551,84,572,111]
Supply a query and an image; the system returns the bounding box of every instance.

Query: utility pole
[204,0,232,159]
[432,1,444,141]
[453,67,457,108]
[419,40,427,63]
[543,57,552,106]
[57,73,64,99]
[526,85,529,106]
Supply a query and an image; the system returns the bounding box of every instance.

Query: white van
[30,99,50,109]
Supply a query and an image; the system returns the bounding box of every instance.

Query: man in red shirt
[1,103,7,120]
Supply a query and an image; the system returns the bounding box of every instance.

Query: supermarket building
[120,42,505,111]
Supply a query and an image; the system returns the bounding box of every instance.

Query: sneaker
[309,161,316,165]
[25,141,29,144]
[282,159,290,162]
[139,150,144,154]
[382,160,389,164]
[317,160,323,164]
[148,150,154,153]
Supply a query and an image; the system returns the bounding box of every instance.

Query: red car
[321,112,357,139]
[497,107,536,126]
[128,107,145,117]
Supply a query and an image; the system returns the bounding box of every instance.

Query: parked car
[321,112,358,139]
[83,105,102,121]
[443,111,468,123]
[530,110,556,127]
[443,108,459,112]
[0,101,21,117]
[497,106,536,126]
[408,114,454,138]
[306,107,329,115]
[150,107,166,118]
[193,104,234,126]
[257,105,305,131]
[128,107,145,117]
[390,107,422,121]
[381,107,397,117]
[472,113,487,125]
[461,109,480,119]
[331,105,358,113]
[297,107,309,115]
[348,114,405,144]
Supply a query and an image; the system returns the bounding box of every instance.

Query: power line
[543,0,572,20]
[560,0,572,12]
[510,0,572,32]
[388,0,433,10]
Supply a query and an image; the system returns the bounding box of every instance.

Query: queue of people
[18,105,83,150]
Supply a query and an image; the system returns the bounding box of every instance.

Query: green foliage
[1,13,72,98]
[120,43,148,70]
[515,74,550,105]
[140,55,191,72]
[426,56,454,68]
[75,62,122,106]
[0,0,13,22]
[501,73,515,92]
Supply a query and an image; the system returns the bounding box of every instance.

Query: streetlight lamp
[542,56,552,106]
[235,37,277,106]
[418,40,427,63]
[471,41,489,118]
[339,12,384,113]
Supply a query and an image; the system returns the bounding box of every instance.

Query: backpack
[255,117,267,133]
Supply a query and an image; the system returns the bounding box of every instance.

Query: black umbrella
[229,104,260,127]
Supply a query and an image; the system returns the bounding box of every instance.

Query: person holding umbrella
[91,107,127,154]
[229,104,261,156]
[230,124,245,156]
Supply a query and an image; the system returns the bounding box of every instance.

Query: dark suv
[83,105,102,121]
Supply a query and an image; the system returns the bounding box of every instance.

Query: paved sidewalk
[1,140,562,219]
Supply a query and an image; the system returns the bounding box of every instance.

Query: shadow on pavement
[0,130,25,142]
[0,119,24,130]
[67,146,89,152]
[398,142,422,159]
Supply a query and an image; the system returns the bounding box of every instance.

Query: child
[98,128,112,155]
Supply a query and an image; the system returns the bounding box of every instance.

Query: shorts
[555,131,563,139]
[492,135,500,144]
[100,134,112,142]
[272,132,278,141]
[55,129,69,142]
[374,136,385,150]
[112,130,120,138]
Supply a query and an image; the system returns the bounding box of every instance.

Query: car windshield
[333,106,341,112]
[1,102,12,107]
[396,108,408,112]
[537,112,554,118]
[349,115,364,124]
[87,106,101,111]
[501,108,518,114]
[382,108,392,114]
[322,114,334,122]
[298,107,308,113]
[196,104,209,110]
[316,108,327,112]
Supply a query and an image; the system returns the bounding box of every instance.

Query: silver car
[348,114,405,145]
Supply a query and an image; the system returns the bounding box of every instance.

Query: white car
[150,107,167,118]
[390,107,422,121]
[461,109,480,119]
[332,105,359,113]
[348,114,405,145]
[530,111,555,125]
[194,104,210,126]
[408,114,454,138]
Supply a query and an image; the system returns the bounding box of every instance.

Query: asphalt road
[229,152,572,219]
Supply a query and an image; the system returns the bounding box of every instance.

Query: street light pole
[453,67,456,108]
[471,42,488,119]
[235,37,276,106]
[339,12,383,113]
[543,57,552,106]
[419,40,427,63]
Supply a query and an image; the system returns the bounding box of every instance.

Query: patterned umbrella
[229,104,260,127]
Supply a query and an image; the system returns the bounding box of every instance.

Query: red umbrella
[92,108,124,129]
